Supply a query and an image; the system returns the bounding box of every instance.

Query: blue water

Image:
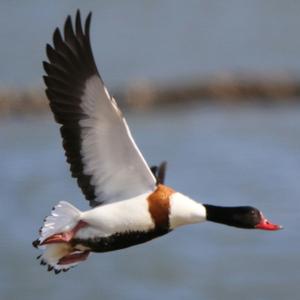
[1,103,299,300]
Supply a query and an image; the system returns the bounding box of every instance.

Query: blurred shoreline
[1,73,300,116]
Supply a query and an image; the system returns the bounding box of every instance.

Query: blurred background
[1,1,299,300]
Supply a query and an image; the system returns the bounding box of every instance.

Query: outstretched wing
[43,11,156,207]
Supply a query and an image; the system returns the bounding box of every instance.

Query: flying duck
[33,11,282,274]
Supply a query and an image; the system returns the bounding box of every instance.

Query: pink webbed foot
[40,220,87,245]
[58,251,90,265]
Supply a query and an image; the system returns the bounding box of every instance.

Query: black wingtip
[157,161,167,184]
[46,43,55,61]
[64,15,75,41]
[65,15,72,28]
[151,161,168,185]
[75,9,82,22]
[46,43,52,53]
[43,61,51,74]
[87,11,92,21]
[84,12,92,36]
[53,27,63,48]
[43,75,49,86]
[150,166,158,176]
[75,10,85,39]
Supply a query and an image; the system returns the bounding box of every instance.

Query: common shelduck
[33,11,282,274]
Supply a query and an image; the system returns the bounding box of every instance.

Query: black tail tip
[32,239,40,248]
[40,260,47,266]
[48,265,54,272]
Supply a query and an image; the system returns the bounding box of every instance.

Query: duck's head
[203,205,282,230]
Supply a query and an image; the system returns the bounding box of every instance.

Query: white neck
[169,192,207,229]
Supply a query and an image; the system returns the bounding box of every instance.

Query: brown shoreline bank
[1,74,300,116]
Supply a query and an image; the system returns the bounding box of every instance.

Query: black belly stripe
[72,229,170,253]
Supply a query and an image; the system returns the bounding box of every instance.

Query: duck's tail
[33,201,90,274]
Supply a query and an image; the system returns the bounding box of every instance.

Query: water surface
[1,103,299,300]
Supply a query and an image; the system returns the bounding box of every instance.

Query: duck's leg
[41,220,88,245]
[58,250,90,265]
